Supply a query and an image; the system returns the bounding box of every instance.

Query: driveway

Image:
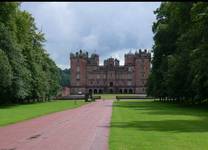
[0,100,113,150]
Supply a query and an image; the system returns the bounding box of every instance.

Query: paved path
[0,100,113,150]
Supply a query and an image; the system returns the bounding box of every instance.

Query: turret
[90,53,99,66]
[124,51,135,66]
[70,49,88,94]
[115,59,120,67]
[104,58,115,67]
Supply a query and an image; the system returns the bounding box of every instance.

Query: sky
[21,2,161,69]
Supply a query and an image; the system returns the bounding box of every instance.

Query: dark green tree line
[0,2,61,104]
[59,68,70,87]
[147,2,208,104]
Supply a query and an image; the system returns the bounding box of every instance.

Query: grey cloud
[21,2,160,68]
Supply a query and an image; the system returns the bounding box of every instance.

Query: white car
[78,91,82,95]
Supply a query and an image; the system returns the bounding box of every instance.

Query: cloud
[20,2,161,69]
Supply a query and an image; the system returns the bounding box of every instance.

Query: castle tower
[124,52,135,66]
[91,53,99,66]
[134,49,151,94]
[70,49,88,94]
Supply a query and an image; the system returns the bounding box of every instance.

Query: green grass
[0,100,86,126]
[109,100,208,150]
[95,94,136,100]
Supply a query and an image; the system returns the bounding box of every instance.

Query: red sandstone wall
[70,57,87,94]
[125,54,135,66]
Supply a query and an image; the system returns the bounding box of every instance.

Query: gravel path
[0,100,113,150]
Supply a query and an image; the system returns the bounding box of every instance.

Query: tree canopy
[147,2,208,104]
[0,2,61,104]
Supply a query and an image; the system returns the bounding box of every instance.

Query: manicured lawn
[109,100,208,150]
[0,100,86,126]
[95,94,136,100]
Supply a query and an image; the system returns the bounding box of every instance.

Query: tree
[0,49,12,103]
[59,68,71,87]
[0,2,61,104]
[147,2,208,104]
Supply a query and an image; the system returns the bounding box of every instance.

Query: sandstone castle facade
[70,49,151,94]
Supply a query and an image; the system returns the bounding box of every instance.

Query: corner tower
[134,49,151,94]
[70,50,88,94]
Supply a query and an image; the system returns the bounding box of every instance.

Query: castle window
[141,80,146,85]
[128,74,131,79]
[97,74,100,79]
[128,67,132,72]
[127,81,131,86]
[76,66,80,72]
[141,72,145,78]
[76,73,80,80]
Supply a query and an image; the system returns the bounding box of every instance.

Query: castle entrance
[110,89,113,93]
[110,82,113,87]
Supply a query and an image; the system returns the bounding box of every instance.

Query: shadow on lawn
[0,103,20,109]
[111,119,208,133]
[112,101,208,133]
[113,101,208,117]
[0,101,50,109]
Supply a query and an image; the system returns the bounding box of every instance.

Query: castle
[70,49,151,94]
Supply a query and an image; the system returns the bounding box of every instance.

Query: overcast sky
[21,2,161,69]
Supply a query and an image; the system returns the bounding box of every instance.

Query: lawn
[109,100,208,150]
[0,100,86,126]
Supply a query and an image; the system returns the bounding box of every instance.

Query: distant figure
[85,93,89,102]
[89,91,93,101]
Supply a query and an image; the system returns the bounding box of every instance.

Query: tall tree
[147,2,208,104]
[0,2,61,104]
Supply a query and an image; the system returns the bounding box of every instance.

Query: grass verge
[0,100,86,126]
